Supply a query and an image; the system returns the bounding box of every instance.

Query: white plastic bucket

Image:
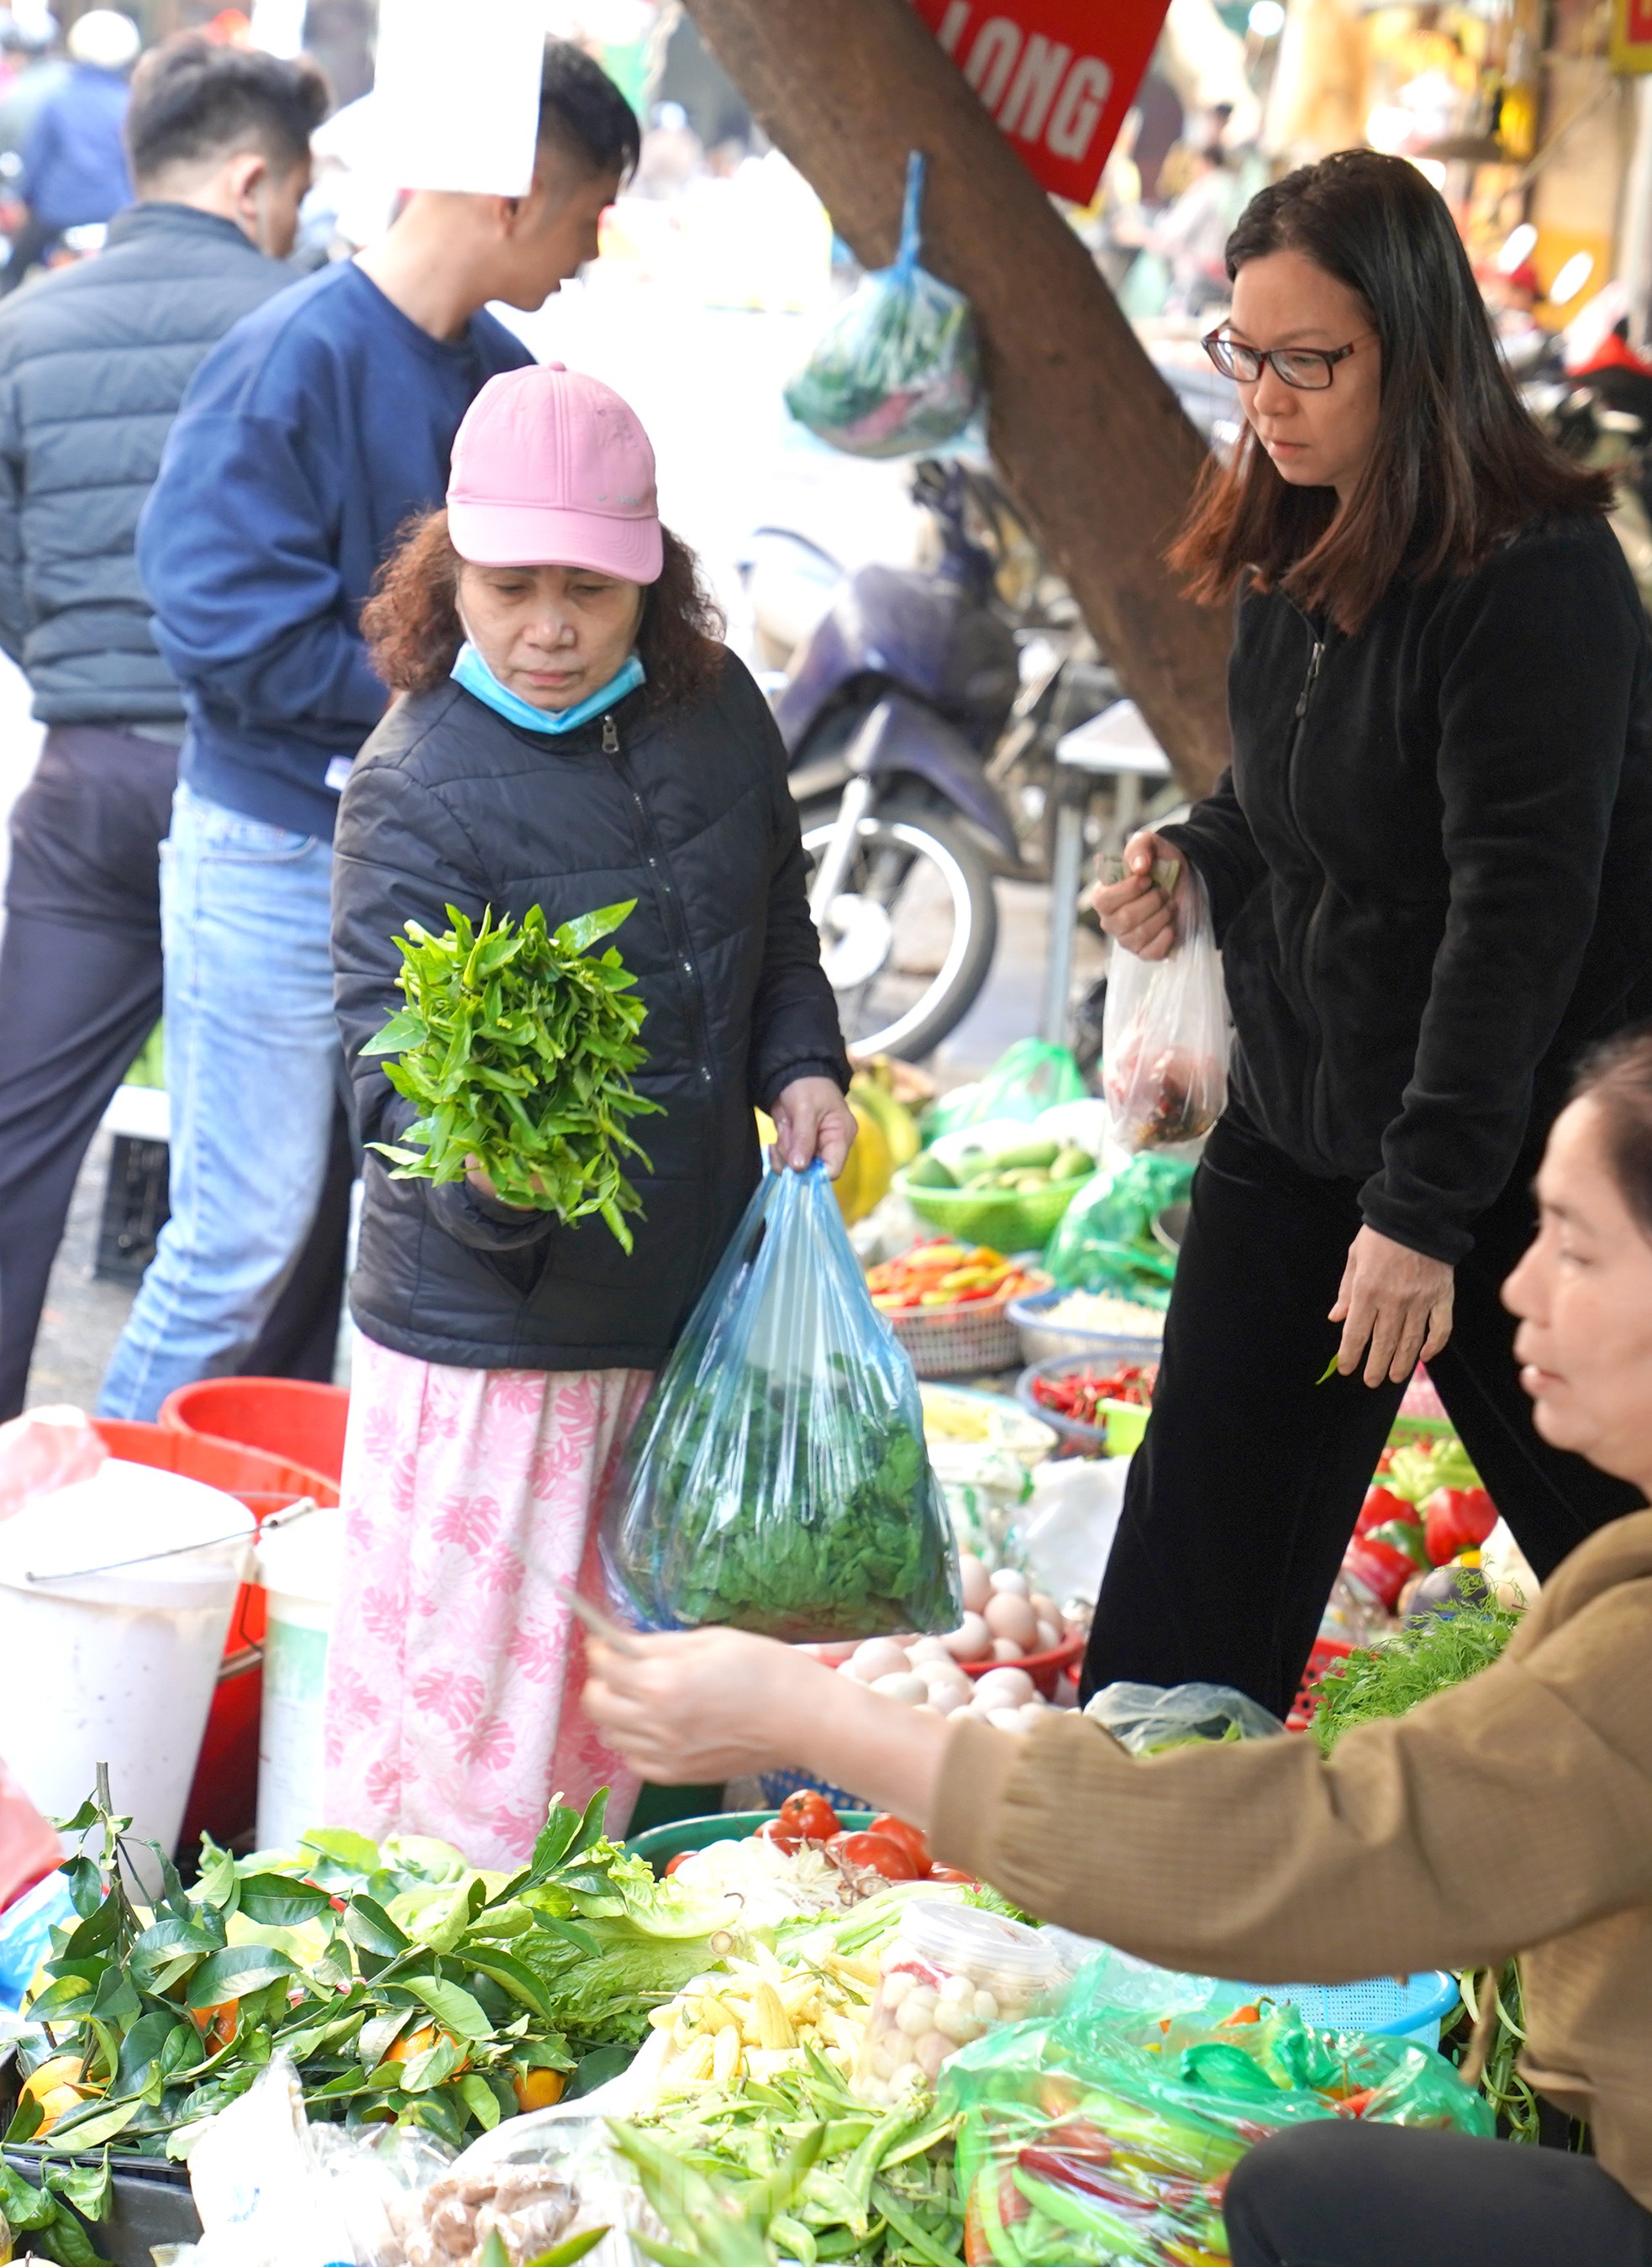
[255,1504,344,1853]
[0,1460,253,1869]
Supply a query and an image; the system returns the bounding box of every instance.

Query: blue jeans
[98,781,339,1422]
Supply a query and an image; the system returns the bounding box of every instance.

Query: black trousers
[1225,2119,1652,2266]
[1081,1106,1640,1723]
[0,725,353,1418]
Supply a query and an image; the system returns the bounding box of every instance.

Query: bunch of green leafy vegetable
[0,2152,111,2265]
[1309,1597,1522,1755]
[4,1785,733,2164]
[1381,1435,1483,1506]
[628,1364,954,1643]
[612,2046,962,2267]
[365,901,661,1249]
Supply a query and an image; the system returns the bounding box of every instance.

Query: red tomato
[829,1830,920,1880]
[926,1863,980,1886]
[755,1819,802,1853]
[1355,1484,1417,1537]
[868,1812,932,1874]
[776,1791,840,1843]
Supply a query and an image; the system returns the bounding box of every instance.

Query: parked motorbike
[748,460,1134,1059]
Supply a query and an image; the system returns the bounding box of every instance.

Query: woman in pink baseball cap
[324,363,854,1863]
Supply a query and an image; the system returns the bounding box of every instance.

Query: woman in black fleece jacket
[1086,151,1652,1720]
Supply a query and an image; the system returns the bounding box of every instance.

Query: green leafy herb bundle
[365,901,660,1250]
[639,1368,949,1642]
[4,1785,734,2164]
[1309,1598,1523,1755]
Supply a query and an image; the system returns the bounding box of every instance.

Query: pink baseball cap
[446,362,664,584]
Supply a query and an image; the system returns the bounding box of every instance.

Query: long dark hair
[361,509,726,707]
[1170,150,1613,632]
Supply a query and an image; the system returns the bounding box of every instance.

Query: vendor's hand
[771,1076,857,1177]
[583,1624,953,1829]
[1329,1226,1455,1387]
[1091,828,1181,963]
[584,1627,838,1782]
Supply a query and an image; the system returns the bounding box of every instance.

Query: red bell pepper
[1423,1486,1497,1566]
[1343,1533,1417,1611]
[1355,1483,1418,1536]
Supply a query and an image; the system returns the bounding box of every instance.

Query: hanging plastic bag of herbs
[784,150,983,460]
[601,1160,960,1642]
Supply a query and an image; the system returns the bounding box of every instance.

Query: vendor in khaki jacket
[586,1024,1652,2267]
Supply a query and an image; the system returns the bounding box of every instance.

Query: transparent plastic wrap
[943,1994,1492,2265]
[601,1161,960,1642]
[784,151,983,460]
[1102,870,1229,1153]
[382,2107,639,2267]
[1085,1681,1285,1753]
[1044,1153,1196,1300]
[855,1901,1060,2105]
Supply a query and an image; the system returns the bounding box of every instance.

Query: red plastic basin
[157,1377,350,1487]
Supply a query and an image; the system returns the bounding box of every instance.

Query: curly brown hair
[361,508,727,707]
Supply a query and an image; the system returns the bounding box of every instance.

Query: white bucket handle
[21,1496,318,1586]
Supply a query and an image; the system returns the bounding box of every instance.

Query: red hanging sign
[912,0,1172,207]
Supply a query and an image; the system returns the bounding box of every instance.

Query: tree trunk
[682,0,1234,797]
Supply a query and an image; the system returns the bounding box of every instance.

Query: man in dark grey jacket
[0,36,325,1416]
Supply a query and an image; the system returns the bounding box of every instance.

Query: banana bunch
[644,1942,880,2096]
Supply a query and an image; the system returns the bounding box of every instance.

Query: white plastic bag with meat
[0,1405,106,1522]
[1101,869,1229,1153]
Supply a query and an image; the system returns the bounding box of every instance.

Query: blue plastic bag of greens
[601,1162,960,1643]
[784,152,983,460]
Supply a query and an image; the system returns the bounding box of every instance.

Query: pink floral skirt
[323,1333,653,1866]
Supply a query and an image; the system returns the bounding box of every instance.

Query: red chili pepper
[1017,2150,1155,2213]
[1336,2087,1378,2118]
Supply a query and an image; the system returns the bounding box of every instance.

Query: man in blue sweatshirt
[98,40,639,1422]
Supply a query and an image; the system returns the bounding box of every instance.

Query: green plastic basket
[897,1166,1094,1254]
[627,1811,873,1873]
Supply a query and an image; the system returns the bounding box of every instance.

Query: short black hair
[537,37,639,181]
[126,36,329,184]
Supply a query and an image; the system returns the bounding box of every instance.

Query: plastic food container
[1015,1354,1156,1457]
[1008,1285,1165,1368]
[855,1901,1060,2102]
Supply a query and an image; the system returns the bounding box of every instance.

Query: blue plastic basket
[757,1766,875,1813]
[1244,1972,1461,2049]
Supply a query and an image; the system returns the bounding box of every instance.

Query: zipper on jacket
[597,713,718,1105]
[1294,638,1323,721]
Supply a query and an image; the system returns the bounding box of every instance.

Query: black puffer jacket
[0,201,295,722]
[1166,512,1652,1264]
[332,658,850,1370]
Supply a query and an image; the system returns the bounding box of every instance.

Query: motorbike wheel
[799,799,998,1061]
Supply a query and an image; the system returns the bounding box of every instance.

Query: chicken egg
[959,1554,992,1613]
[869,1672,928,1707]
[941,1612,993,1662]
[971,1665,1035,1711]
[987,1707,1033,1734]
[907,1636,955,1665]
[984,1590,1039,1649]
[850,1638,914,1683]
[1034,1619,1060,1654]
[991,1637,1026,1663]
[988,1568,1030,1596]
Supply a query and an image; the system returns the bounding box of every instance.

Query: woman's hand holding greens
[1092,828,1182,962]
[772,1075,858,1177]
[1330,1223,1455,1386]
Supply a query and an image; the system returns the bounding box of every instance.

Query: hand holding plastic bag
[784,152,983,460]
[1102,868,1229,1152]
[601,1162,960,1642]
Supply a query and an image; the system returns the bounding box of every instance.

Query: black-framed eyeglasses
[1201,329,1377,391]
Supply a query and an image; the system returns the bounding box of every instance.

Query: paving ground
[4,269,1098,1412]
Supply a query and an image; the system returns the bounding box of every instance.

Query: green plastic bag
[785,151,983,460]
[1045,1152,1196,1302]
[944,1985,1492,2265]
[921,1039,1087,1145]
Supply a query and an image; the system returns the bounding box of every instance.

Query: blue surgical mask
[451,640,645,735]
